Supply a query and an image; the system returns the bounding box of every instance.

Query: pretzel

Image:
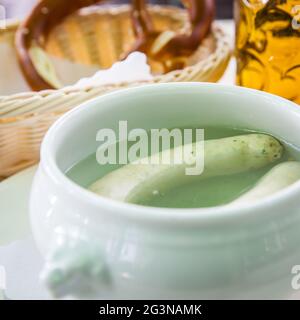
[128,0,215,71]
[15,0,104,91]
[16,0,215,91]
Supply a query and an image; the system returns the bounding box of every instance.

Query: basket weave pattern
[0,5,231,178]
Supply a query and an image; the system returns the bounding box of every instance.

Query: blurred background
[0,0,233,20]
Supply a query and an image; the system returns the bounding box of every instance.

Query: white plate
[0,166,50,299]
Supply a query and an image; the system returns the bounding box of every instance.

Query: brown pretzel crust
[15,0,102,91]
[16,0,215,91]
[166,0,215,54]
[129,0,215,71]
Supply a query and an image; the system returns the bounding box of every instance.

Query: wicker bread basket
[0,5,231,178]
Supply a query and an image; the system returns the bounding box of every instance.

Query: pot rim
[40,82,300,225]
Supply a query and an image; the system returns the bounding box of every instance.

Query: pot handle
[41,236,110,299]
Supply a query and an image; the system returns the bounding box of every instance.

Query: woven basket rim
[0,5,231,124]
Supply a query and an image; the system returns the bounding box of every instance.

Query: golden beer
[235,0,300,103]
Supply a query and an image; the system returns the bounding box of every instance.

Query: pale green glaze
[0,166,36,245]
[30,83,300,299]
